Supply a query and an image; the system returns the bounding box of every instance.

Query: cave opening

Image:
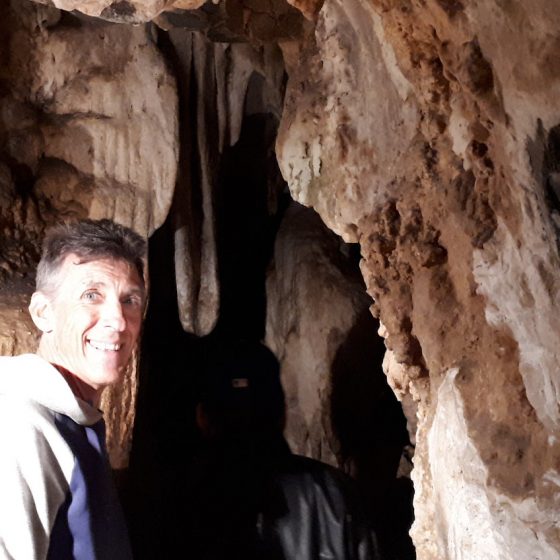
[124,29,416,560]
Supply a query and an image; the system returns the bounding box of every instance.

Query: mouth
[86,340,122,352]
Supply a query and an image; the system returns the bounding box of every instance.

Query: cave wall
[276,0,560,558]
[0,0,179,467]
[265,201,373,465]
[1,0,560,557]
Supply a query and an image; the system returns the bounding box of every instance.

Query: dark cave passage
[123,41,415,560]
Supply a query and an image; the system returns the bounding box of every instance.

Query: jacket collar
[0,353,103,425]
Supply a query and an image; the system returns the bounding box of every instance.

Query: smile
[87,340,122,351]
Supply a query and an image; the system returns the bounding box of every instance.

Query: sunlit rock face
[277,0,560,558]
[0,0,178,467]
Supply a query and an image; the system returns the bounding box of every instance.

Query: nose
[100,299,126,332]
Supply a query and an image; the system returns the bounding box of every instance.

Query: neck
[56,366,102,407]
[37,343,102,407]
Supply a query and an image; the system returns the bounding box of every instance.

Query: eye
[82,290,101,302]
[122,294,143,307]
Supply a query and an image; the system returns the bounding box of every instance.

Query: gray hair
[36,219,147,294]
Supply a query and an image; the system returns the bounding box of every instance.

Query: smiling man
[0,219,146,560]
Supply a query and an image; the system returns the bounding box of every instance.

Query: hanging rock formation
[166,29,284,335]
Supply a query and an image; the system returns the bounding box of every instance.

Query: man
[0,219,146,559]
[181,340,381,560]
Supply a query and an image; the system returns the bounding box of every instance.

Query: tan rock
[277,0,560,557]
[265,202,373,465]
[3,0,560,554]
[285,0,323,20]
[276,0,420,242]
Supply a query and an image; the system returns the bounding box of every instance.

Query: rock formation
[276,1,560,558]
[1,0,559,557]
[265,202,374,466]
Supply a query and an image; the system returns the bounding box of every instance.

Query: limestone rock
[167,30,284,335]
[156,1,305,43]
[285,0,323,20]
[0,290,39,357]
[277,0,560,557]
[31,0,204,23]
[30,0,307,40]
[276,0,420,242]
[3,0,560,554]
[265,202,374,465]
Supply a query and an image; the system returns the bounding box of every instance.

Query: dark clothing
[183,436,380,560]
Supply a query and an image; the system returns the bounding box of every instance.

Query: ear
[29,291,54,334]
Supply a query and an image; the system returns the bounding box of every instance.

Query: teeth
[88,341,121,351]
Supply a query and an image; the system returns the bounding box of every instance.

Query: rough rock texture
[32,0,205,23]
[266,202,415,559]
[3,5,178,236]
[165,29,285,334]
[155,0,305,44]
[277,0,420,242]
[277,0,560,558]
[33,0,307,40]
[266,202,373,465]
[0,0,178,467]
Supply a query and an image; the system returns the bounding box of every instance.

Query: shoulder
[279,455,375,523]
[0,396,75,559]
[0,393,75,481]
[287,455,355,488]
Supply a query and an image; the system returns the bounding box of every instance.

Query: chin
[89,368,126,389]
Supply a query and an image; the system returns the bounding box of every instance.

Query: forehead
[57,254,144,291]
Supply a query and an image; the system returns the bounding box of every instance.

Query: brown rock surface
[2,0,560,554]
[32,0,308,39]
[277,0,560,558]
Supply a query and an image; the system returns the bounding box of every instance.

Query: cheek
[60,307,96,336]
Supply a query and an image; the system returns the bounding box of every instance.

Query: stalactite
[169,31,285,335]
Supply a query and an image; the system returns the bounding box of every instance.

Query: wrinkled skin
[30,256,145,405]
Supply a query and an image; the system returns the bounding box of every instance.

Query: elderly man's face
[40,255,145,394]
